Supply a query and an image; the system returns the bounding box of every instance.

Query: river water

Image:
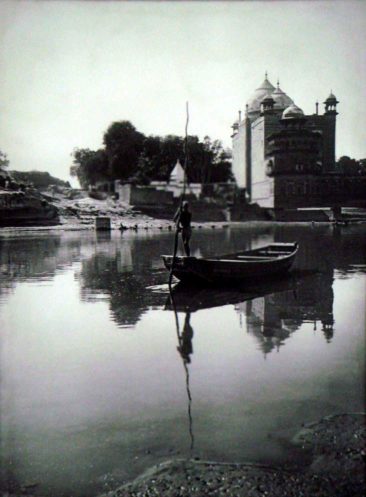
[0,224,365,496]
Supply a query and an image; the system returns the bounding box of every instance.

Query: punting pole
[168,102,189,291]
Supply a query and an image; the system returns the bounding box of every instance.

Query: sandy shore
[98,413,365,497]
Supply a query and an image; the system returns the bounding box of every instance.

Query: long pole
[168,102,189,290]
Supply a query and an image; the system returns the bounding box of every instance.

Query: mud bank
[99,413,365,497]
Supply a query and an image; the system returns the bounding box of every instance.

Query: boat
[162,242,299,285]
[165,273,301,313]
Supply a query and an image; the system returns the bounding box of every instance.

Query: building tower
[231,76,339,209]
[322,92,339,172]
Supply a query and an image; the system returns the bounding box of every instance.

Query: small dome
[261,95,275,104]
[282,104,305,119]
[325,91,338,103]
[247,75,275,114]
[271,84,294,110]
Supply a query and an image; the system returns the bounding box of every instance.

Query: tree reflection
[79,252,167,327]
[0,224,364,332]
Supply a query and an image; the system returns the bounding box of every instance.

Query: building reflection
[237,226,338,353]
[240,271,334,355]
[0,224,364,331]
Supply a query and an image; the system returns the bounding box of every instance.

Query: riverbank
[99,413,365,497]
[1,187,366,232]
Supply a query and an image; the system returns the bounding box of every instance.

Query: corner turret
[324,91,339,114]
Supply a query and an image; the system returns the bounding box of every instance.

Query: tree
[0,150,9,173]
[135,134,185,182]
[159,135,185,181]
[336,156,365,175]
[358,159,366,174]
[70,120,234,187]
[134,134,233,184]
[186,137,233,184]
[211,145,234,183]
[71,148,109,188]
[103,121,145,181]
[10,171,70,189]
[134,135,163,183]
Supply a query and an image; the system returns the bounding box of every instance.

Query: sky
[0,0,365,182]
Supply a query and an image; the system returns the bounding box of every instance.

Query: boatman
[174,200,192,256]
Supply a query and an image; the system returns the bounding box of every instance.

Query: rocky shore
[3,414,363,497]
[1,187,366,232]
[0,189,234,233]
[98,413,365,497]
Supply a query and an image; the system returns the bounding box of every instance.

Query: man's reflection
[173,310,195,453]
[177,312,194,363]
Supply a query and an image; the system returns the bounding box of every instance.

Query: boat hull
[162,243,298,285]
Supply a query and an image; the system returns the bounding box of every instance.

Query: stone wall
[116,183,174,206]
[232,121,247,188]
[0,189,59,226]
[306,114,337,171]
[273,174,366,209]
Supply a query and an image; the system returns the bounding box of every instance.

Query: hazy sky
[0,0,365,181]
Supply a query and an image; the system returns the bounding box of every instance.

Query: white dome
[247,75,275,114]
[271,84,294,110]
[282,103,305,119]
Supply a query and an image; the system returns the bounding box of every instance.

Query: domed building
[231,74,340,209]
[246,73,276,118]
[281,103,304,119]
[271,82,294,111]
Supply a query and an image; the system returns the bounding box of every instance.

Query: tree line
[70,121,233,189]
[336,156,366,176]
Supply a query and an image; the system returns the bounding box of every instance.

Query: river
[0,224,365,496]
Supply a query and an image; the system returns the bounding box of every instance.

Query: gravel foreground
[99,413,365,497]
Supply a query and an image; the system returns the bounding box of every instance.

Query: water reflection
[0,225,365,497]
[166,268,334,354]
[175,311,195,452]
[176,313,194,364]
[241,270,334,355]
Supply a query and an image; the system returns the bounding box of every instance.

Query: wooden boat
[162,242,298,285]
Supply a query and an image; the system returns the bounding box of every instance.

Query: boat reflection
[166,268,335,356]
[165,273,300,313]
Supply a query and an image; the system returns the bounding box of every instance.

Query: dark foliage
[9,170,70,189]
[103,121,145,181]
[336,156,366,175]
[71,121,233,187]
[71,148,109,189]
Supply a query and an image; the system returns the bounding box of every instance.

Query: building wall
[116,183,174,205]
[273,175,366,209]
[151,181,202,199]
[232,122,246,188]
[251,117,267,206]
[251,114,282,207]
[306,114,336,171]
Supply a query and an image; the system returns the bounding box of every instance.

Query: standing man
[174,200,192,256]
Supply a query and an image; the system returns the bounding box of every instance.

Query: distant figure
[174,201,192,256]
